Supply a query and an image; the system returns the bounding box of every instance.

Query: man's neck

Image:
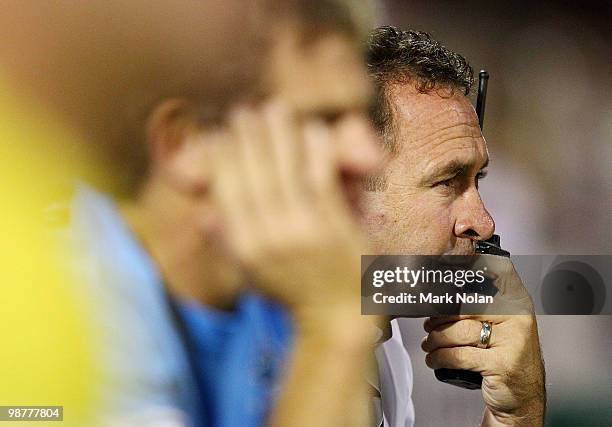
[119,179,242,310]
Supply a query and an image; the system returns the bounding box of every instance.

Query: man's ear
[146,99,209,195]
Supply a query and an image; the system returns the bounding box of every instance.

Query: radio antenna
[476,70,489,129]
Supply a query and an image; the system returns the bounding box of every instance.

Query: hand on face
[421,256,545,426]
[209,100,379,325]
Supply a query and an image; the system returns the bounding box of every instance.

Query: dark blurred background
[383,1,612,425]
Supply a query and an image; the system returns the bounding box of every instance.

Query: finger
[302,119,353,234]
[421,319,491,352]
[263,100,303,209]
[208,132,256,259]
[303,119,336,197]
[471,254,528,299]
[425,346,490,372]
[424,315,506,333]
[230,106,280,230]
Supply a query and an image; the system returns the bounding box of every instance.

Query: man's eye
[475,170,488,188]
[319,110,344,125]
[434,177,456,188]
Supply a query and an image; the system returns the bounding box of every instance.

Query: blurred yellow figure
[0,76,96,426]
[0,2,259,424]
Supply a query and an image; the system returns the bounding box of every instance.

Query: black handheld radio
[433,71,511,389]
[434,233,510,389]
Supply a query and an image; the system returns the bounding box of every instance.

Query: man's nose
[453,188,495,241]
[334,114,383,177]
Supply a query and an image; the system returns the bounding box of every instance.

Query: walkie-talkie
[434,70,511,390]
[434,233,510,389]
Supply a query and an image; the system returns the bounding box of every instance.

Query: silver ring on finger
[478,321,492,349]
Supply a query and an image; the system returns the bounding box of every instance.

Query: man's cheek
[414,205,454,254]
[378,190,452,253]
[433,222,456,254]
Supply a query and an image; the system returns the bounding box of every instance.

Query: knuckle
[425,352,437,369]
[459,321,474,343]
[453,347,467,364]
[420,336,429,352]
[514,314,535,331]
[425,332,437,350]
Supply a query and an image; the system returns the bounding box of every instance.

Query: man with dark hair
[363,26,546,426]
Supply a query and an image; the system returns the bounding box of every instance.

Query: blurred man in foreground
[363,27,546,425]
[52,1,400,426]
[2,0,396,426]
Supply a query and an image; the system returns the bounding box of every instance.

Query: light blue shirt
[63,185,292,426]
[178,294,291,427]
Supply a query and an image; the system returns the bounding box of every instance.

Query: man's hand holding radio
[422,256,546,426]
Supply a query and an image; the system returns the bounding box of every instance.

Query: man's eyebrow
[428,160,468,179]
[422,157,489,184]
